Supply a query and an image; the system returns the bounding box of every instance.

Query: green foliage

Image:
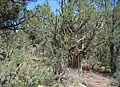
[0,0,37,30]
[0,0,120,86]
[0,49,54,87]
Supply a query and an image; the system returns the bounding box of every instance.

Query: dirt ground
[61,68,119,87]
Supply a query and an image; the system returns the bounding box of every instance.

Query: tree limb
[0,13,36,30]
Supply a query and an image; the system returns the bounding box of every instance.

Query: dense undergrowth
[0,50,55,87]
[0,0,120,87]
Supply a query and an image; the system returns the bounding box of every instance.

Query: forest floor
[60,68,119,87]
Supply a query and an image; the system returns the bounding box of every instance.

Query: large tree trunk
[68,39,86,68]
[113,42,120,86]
[110,42,116,74]
[116,62,120,87]
[68,51,85,68]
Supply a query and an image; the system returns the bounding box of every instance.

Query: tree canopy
[0,0,37,30]
[0,0,120,87]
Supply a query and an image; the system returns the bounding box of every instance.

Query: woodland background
[0,0,120,87]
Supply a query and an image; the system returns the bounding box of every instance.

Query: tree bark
[110,42,116,74]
